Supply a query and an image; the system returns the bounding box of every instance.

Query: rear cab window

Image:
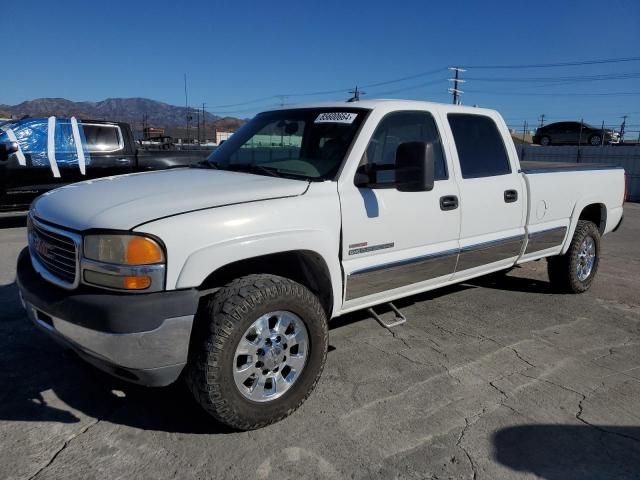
[82,124,123,152]
[447,114,511,179]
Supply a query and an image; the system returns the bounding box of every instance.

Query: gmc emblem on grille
[32,235,54,260]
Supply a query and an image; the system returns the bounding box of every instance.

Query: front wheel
[186,274,328,430]
[547,220,601,293]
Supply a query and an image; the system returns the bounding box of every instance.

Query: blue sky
[3,0,639,132]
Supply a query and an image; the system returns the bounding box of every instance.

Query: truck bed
[520,161,623,174]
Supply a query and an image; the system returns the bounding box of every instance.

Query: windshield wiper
[227,163,281,178]
[190,160,218,169]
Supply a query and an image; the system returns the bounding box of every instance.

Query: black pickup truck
[0,117,212,212]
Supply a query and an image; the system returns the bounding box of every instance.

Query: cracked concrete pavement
[1,205,639,480]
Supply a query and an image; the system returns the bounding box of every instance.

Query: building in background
[143,127,165,140]
[215,130,233,144]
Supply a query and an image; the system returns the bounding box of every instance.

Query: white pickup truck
[16,100,625,430]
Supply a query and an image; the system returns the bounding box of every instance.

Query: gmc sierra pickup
[0,117,211,212]
[15,100,625,430]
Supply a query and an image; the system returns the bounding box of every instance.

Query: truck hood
[31,168,309,231]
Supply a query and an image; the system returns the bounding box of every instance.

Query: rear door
[338,109,461,309]
[444,112,526,279]
[82,123,135,178]
[564,122,583,145]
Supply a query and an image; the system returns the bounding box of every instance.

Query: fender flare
[176,229,343,317]
[561,198,607,254]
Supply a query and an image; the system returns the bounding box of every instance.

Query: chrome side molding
[524,226,567,254]
[345,249,457,300]
[456,235,524,272]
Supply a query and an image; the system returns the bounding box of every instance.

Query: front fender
[136,183,343,317]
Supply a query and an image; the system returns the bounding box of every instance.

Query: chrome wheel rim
[233,311,309,402]
[590,136,601,146]
[541,137,550,145]
[577,236,596,281]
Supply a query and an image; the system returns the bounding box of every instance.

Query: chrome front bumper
[23,297,193,386]
[16,246,200,386]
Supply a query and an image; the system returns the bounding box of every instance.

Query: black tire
[547,220,601,293]
[588,134,602,146]
[186,274,328,430]
[540,136,551,146]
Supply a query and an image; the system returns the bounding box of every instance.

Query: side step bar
[367,302,406,329]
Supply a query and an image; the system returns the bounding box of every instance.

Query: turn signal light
[123,276,152,290]
[126,237,164,265]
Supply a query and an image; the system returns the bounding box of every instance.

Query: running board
[368,302,407,329]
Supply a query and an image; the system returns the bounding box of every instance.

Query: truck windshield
[206,108,369,181]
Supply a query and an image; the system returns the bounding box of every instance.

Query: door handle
[504,189,518,203]
[116,158,131,164]
[440,195,459,211]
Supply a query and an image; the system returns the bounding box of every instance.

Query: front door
[338,110,461,311]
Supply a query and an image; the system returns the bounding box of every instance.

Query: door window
[447,114,511,179]
[360,111,447,185]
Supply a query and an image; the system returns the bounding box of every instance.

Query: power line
[461,56,640,69]
[205,68,447,109]
[366,78,446,97]
[465,72,640,83]
[464,89,640,97]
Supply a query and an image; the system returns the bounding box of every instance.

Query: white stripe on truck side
[70,117,86,175]
[4,128,27,166]
[47,116,61,178]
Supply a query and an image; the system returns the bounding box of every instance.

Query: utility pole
[578,118,584,147]
[448,67,466,105]
[538,114,546,129]
[620,115,627,144]
[202,103,206,144]
[196,110,200,144]
[522,120,528,142]
[184,73,190,144]
[347,86,365,102]
[277,95,288,106]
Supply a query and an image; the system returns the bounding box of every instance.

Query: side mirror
[395,141,435,192]
[0,141,19,162]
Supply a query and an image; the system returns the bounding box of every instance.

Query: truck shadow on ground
[492,424,640,479]
[0,270,557,436]
[329,283,476,330]
[466,269,554,294]
[0,282,234,434]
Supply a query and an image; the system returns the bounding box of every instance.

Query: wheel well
[198,250,334,317]
[579,203,606,234]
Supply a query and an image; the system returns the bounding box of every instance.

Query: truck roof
[263,98,498,116]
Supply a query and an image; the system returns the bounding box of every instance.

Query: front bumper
[16,247,201,386]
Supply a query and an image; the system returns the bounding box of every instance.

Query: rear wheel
[540,136,551,146]
[589,134,603,146]
[186,274,328,430]
[547,220,600,293]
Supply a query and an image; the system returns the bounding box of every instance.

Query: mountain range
[0,97,244,132]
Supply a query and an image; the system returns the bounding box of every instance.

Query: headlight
[84,234,164,264]
[82,234,165,292]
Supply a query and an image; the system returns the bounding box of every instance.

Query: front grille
[28,216,79,288]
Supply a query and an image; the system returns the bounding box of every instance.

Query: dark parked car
[533,121,619,146]
[0,118,213,212]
